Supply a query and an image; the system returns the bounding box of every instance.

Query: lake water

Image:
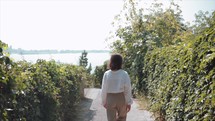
[10,53,111,70]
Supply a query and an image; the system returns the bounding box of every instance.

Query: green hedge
[143,24,215,120]
[93,60,108,88]
[0,42,89,121]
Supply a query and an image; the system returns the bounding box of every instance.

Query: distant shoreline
[7,48,111,55]
[9,51,110,67]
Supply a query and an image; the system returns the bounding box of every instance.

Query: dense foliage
[109,0,215,120]
[109,0,190,95]
[93,60,108,88]
[0,40,91,120]
[143,25,215,120]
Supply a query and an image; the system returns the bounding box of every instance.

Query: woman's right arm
[101,73,107,106]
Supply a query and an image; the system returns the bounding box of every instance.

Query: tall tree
[191,10,214,34]
[79,50,88,68]
[108,0,188,94]
[87,63,92,73]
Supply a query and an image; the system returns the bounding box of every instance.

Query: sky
[0,0,215,50]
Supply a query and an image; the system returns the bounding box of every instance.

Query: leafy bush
[93,60,108,88]
[0,41,90,120]
[143,21,215,120]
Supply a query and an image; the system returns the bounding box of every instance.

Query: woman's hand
[126,105,131,112]
[103,103,107,109]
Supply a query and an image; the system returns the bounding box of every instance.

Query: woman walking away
[101,53,133,121]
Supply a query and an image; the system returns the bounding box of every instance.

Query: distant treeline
[6,46,110,55]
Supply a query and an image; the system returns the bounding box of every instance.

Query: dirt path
[74,88,155,121]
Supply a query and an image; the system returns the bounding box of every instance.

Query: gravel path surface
[74,88,155,121]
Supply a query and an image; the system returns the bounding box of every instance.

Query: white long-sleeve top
[101,69,133,105]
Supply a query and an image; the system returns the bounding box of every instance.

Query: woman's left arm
[124,72,133,105]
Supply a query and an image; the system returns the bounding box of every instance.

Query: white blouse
[101,69,133,105]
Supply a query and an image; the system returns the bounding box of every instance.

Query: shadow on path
[74,97,96,121]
